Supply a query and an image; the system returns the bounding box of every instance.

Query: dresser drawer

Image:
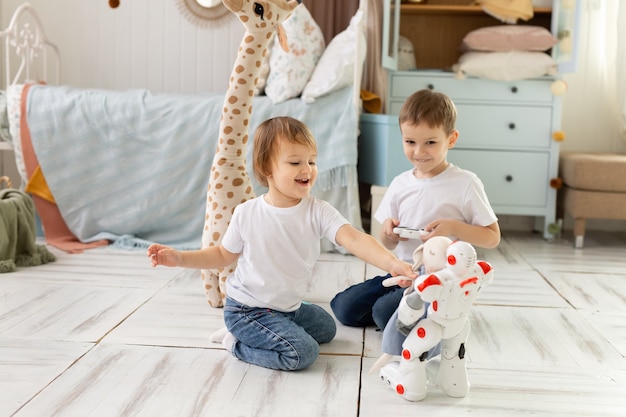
[447,149,549,208]
[456,104,553,149]
[389,73,554,114]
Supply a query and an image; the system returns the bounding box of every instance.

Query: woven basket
[0,175,12,189]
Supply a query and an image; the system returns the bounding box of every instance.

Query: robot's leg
[379,319,442,401]
[435,319,471,397]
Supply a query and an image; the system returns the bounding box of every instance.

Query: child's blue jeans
[330,274,404,330]
[223,297,336,371]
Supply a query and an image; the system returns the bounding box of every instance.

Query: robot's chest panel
[431,278,480,318]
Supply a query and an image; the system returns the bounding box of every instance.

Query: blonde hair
[399,89,457,135]
[253,116,317,187]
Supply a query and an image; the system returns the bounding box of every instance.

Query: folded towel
[477,0,534,24]
[0,187,56,272]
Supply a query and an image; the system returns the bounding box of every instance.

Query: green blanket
[0,188,55,272]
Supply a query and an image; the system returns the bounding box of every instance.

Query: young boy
[147,116,416,371]
[331,89,500,335]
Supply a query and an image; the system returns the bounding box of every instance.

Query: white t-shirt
[222,195,350,312]
[375,163,497,262]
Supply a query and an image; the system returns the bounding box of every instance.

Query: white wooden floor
[2,231,626,416]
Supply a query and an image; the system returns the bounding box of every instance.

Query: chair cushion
[559,152,626,193]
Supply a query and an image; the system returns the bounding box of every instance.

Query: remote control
[393,227,429,239]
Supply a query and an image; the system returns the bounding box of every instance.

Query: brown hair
[253,116,317,187]
[398,89,457,135]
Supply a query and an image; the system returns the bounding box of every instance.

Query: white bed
[0,2,367,253]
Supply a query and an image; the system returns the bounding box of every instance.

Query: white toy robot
[379,240,494,401]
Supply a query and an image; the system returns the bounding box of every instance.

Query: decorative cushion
[453,51,557,81]
[265,4,325,104]
[301,10,366,103]
[461,25,558,52]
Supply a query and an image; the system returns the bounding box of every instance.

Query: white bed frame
[0,2,60,152]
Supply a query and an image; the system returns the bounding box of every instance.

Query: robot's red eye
[448,254,456,265]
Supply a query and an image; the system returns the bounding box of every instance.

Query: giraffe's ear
[276,24,289,52]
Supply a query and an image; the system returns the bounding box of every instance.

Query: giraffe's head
[222,0,301,51]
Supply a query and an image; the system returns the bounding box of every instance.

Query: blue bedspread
[25,85,358,249]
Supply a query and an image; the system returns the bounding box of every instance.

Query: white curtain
[561,0,626,152]
[603,0,626,142]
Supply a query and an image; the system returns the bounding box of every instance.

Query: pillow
[461,25,558,52]
[453,51,558,81]
[301,10,366,103]
[265,4,325,104]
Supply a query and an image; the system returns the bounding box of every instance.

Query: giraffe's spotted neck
[216,32,272,159]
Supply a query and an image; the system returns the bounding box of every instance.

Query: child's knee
[330,296,364,327]
[330,294,347,321]
[316,318,337,344]
[372,302,394,330]
[283,341,320,371]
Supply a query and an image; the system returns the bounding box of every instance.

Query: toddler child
[148,116,416,371]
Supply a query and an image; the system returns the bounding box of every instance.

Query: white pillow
[265,4,325,104]
[453,51,558,81]
[301,10,366,103]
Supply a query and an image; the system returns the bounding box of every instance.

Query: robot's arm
[476,260,494,288]
[415,273,443,301]
[395,271,443,335]
[396,291,424,335]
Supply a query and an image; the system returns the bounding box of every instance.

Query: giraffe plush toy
[201,0,301,308]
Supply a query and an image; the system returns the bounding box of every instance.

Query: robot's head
[446,241,477,276]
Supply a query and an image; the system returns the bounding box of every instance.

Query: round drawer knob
[505,175,513,182]
[508,123,516,130]
[511,86,518,93]
[427,84,434,90]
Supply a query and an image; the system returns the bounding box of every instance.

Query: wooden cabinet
[382,0,579,72]
[359,0,580,239]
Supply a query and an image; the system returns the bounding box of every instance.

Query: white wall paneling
[1,0,242,93]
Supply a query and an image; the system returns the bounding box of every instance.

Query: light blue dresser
[359,0,580,239]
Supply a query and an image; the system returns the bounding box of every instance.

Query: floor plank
[0,339,93,417]
[360,358,626,417]
[13,344,361,417]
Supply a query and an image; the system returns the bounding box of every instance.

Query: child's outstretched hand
[388,259,417,285]
[147,244,181,267]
